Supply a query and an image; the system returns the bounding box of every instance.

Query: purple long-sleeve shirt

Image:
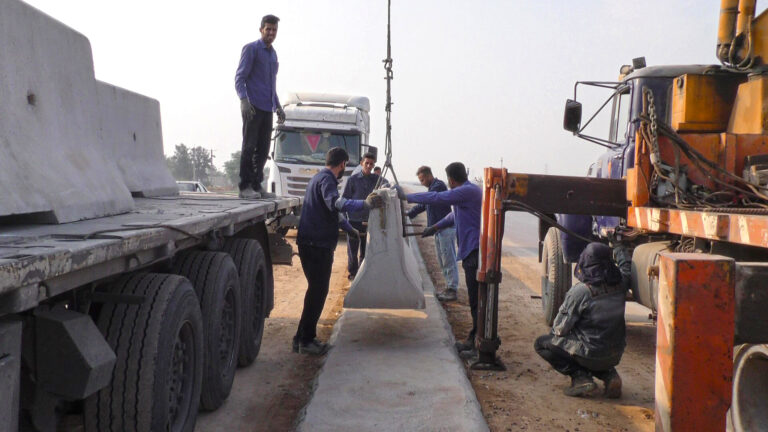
[235,39,280,112]
[406,181,482,260]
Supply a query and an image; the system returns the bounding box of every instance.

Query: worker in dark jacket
[294,148,384,355]
[406,166,458,301]
[534,242,626,398]
[341,152,381,280]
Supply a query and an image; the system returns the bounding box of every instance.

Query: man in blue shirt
[406,166,459,301]
[234,14,286,199]
[398,162,482,358]
[341,152,381,279]
[294,148,384,355]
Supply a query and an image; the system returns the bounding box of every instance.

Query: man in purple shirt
[398,162,482,359]
[234,14,286,199]
[406,166,459,301]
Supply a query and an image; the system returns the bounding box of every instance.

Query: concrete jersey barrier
[0,0,177,223]
[344,189,425,309]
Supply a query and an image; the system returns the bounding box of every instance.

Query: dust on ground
[414,224,656,432]
[195,232,351,432]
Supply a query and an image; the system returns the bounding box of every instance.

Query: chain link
[647,90,657,142]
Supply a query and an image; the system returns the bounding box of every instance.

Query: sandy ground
[413,219,657,432]
[198,210,658,431]
[195,232,350,432]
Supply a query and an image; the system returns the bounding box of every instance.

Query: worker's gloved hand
[276,106,286,124]
[393,184,407,201]
[241,98,256,121]
[364,193,385,209]
[350,228,361,240]
[421,226,438,237]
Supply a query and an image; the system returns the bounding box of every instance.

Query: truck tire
[541,227,572,326]
[84,273,204,432]
[172,251,242,411]
[223,238,269,367]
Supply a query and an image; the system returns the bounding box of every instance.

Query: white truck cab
[262,93,373,198]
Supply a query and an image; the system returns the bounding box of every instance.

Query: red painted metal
[655,252,735,432]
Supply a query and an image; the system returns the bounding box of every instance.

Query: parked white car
[176,180,209,193]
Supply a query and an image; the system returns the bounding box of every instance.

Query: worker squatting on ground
[534,242,626,398]
[405,166,459,301]
[397,162,482,359]
[234,14,286,200]
[294,148,385,355]
[341,152,382,280]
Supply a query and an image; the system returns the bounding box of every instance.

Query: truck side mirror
[563,99,582,133]
[367,146,378,159]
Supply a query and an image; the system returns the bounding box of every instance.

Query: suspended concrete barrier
[344,189,425,309]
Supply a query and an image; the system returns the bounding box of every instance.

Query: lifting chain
[643,87,661,167]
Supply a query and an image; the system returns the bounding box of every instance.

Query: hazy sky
[24,0,717,180]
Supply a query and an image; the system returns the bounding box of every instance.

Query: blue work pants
[346,221,367,276]
[434,227,459,291]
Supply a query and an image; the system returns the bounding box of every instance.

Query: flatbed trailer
[0,194,301,431]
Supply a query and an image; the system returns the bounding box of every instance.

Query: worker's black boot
[595,368,622,399]
[295,338,330,355]
[563,370,596,397]
[454,334,474,353]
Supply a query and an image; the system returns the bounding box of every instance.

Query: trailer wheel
[84,273,204,432]
[172,251,242,411]
[541,227,572,326]
[223,238,269,367]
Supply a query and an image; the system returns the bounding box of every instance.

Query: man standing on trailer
[397,162,481,358]
[405,166,459,301]
[342,152,381,280]
[234,14,286,199]
[294,148,384,354]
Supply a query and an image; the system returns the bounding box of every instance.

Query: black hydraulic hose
[504,200,595,244]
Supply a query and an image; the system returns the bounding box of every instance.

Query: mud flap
[344,189,425,309]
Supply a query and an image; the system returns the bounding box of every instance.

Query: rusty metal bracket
[503,173,627,217]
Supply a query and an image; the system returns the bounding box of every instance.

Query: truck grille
[282,174,344,197]
[285,175,311,197]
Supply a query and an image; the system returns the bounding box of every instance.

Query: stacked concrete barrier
[344,189,425,309]
[97,82,177,198]
[0,0,177,223]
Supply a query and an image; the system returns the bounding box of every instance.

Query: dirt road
[415,210,657,432]
[195,232,350,432]
[197,211,657,431]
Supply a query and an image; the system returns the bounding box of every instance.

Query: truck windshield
[274,131,361,165]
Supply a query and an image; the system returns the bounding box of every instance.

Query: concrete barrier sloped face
[344,189,426,309]
[0,0,175,222]
[96,82,178,197]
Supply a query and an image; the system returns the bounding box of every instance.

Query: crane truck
[474,1,768,430]
[0,1,299,431]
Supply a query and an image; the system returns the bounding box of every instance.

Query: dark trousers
[346,221,367,276]
[463,249,479,341]
[534,334,617,378]
[295,244,334,344]
[239,108,273,191]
